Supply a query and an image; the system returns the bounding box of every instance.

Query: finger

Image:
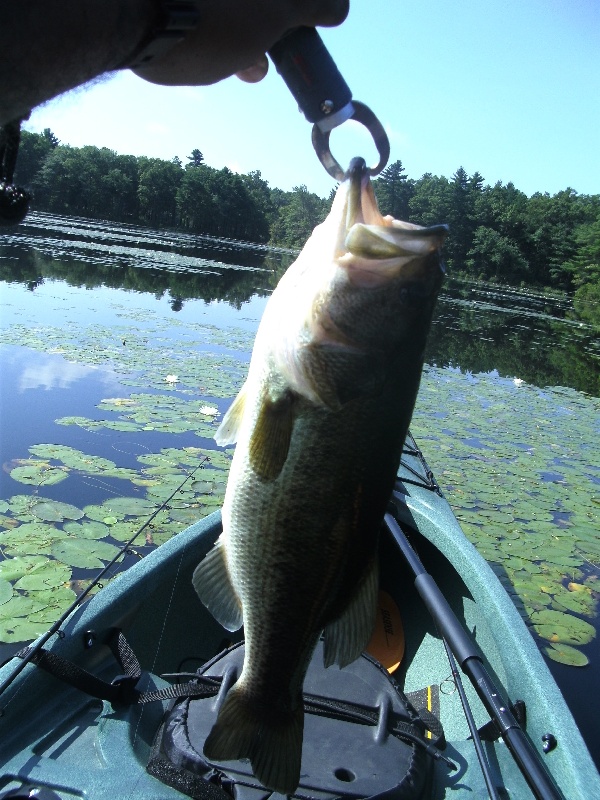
[298,0,350,27]
[236,56,269,83]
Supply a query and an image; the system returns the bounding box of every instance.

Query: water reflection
[0,213,598,398]
[0,212,293,311]
[427,283,599,397]
[16,352,116,392]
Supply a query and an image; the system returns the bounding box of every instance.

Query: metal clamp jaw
[311,100,389,181]
[269,27,390,181]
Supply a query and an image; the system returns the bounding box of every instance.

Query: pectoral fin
[192,537,243,631]
[215,383,248,446]
[249,391,296,481]
[323,555,379,668]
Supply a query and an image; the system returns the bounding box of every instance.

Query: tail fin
[203,683,304,794]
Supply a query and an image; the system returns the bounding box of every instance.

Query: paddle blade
[366,590,405,673]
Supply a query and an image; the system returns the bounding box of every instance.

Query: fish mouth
[345,158,370,225]
[345,156,369,183]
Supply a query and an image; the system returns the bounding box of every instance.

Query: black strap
[147,754,233,800]
[17,629,140,704]
[17,632,452,767]
[16,629,220,705]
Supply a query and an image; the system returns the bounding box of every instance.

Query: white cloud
[18,356,119,392]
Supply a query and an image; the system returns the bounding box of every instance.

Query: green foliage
[14,129,59,186]
[17,133,273,242]
[13,132,600,315]
[269,185,329,248]
[466,226,529,280]
[373,160,414,219]
[137,157,182,227]
[186,148,204,168]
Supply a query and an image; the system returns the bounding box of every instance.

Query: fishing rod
[0,459,207,699]
[440,634,502,800]
[384,511,564,800]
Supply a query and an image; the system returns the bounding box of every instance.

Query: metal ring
[311,100,390,181]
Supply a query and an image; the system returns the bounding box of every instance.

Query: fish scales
[193,157,447,794]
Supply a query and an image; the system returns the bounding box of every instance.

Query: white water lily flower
[513,378,524,387]
[165,374,179,384]
[200,405,219,416]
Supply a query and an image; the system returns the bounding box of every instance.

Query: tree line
[14,129,600,325]
[15,130,329,249]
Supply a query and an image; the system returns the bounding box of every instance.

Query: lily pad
[0,594,48,619]
[544,643,589,667]
[0,579,13,606]
[10,462,68,486]
[50,539,120,569]
[27,589,78,623]
[102,497,156,516]
[83,504,119,523]
[31,500,84,522]
[14,560,72,590]
[0,618,49,643]
[63,521,110,539]
[530,609,596,646]
[0,555,49,582]
[0,523,67,556]
[551,588,597,616]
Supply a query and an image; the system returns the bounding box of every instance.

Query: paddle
[383,511,564,800]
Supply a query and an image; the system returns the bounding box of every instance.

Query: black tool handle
[268,27,352,126]
[385,512,564,800]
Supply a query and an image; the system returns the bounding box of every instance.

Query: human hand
[133,0,349,86]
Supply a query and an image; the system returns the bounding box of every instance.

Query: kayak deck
[0,442,598,799]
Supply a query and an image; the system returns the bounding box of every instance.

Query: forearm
[0,0,157,125]
[0,0,349,127]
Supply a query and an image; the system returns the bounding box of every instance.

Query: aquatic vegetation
[0,314,251,397]
[0,439,231,642]
[0,236,598,671]
[413,368,600,666]
[57,393,222,439]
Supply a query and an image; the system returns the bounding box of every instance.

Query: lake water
[1,212,599,768]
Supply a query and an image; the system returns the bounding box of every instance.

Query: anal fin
[323,555,379,668]
[192,537,243,631]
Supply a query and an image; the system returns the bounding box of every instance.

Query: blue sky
[27,0,600,200]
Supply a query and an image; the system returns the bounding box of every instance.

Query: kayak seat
[148,640,449,800]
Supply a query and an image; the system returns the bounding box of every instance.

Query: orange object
[366,590,405,673]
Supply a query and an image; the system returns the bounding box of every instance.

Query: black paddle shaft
[384,513,564,800]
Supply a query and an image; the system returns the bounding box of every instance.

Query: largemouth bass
[193,157,447,793]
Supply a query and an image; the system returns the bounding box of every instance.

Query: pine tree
[186,149,204,168]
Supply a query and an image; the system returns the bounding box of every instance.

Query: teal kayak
[0,435,598,799]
